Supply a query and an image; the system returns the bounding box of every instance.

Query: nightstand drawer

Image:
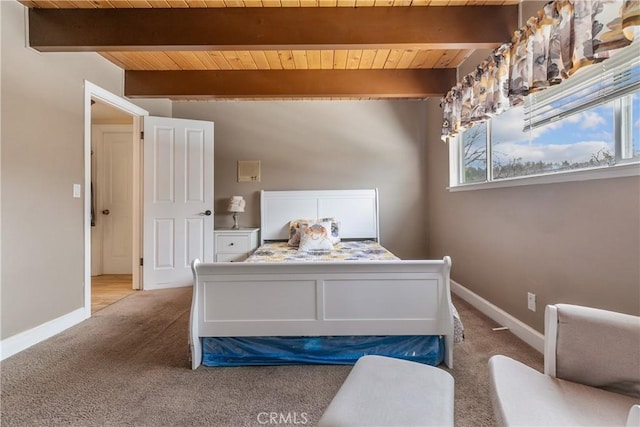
[214,227,260,263]
[216,234,251,252]
[216,252,248,262]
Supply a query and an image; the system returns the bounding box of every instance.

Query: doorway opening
[90,103,135,312]
[84,81,148,317]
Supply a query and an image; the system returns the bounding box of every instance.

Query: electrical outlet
[527,292,536,312]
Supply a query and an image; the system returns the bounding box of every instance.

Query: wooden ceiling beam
[124,69,457,99]
[29,6,517,52]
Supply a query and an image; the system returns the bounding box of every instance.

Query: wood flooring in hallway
[92,275,135,313]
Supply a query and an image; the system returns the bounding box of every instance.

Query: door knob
[201,210,212,216]
[102,209,110,215]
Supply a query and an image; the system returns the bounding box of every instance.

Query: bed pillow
[298,222,334,252]
[287,219,313,247]
[288,217,341,246]
[317,217,341,244]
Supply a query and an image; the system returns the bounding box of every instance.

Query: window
[460,123,487,184]
[450,44,640,188]
[492,101,616,179]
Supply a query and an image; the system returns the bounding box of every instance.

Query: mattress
[246,240,399,262]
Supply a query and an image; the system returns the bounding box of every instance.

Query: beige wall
[0,0,166,340]
[173,100,430,259]
[425,99,640,332]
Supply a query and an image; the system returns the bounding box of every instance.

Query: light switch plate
[73,184,82,198]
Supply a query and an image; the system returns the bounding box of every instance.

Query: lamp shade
[227,196,246,213]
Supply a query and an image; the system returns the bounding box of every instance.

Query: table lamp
[227,196,245,229]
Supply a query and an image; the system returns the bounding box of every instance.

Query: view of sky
[491,103,615,165]
[490,92,640,166]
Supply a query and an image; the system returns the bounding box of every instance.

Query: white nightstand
[214,227,260,262]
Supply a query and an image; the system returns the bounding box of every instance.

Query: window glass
[461,123,487,183]
[491,102,615,180]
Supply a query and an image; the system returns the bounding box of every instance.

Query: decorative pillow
[298,222,333,252]
[318,217,341,244]
[287,219,313,247]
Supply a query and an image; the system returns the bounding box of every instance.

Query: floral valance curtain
[441,0,640,142]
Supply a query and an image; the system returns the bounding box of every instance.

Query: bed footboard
[189,258,454,369]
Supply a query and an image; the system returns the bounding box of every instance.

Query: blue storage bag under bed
[202,335,444,367]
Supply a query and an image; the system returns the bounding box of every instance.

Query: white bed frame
[189,189,454,369]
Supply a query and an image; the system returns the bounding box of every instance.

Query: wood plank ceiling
[22,0,520,100]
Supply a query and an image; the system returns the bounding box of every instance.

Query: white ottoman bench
[318,355,455,427]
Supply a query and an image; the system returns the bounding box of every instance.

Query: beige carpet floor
[1,287,542,426]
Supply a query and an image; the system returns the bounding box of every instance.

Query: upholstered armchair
[489,304,640,426]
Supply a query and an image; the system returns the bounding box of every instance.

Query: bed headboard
[260,189,380,244]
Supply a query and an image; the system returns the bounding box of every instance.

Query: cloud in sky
[467,100,623,164]
[490,104,612,148]
[491,106,567,145]
[578,111,606,129]
[493,140,611,164]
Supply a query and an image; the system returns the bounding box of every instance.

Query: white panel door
[100,127,134,274]
[143,116,214,289]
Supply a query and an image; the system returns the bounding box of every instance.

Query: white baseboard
[451,280,544,353]
[0,308,87,361]
[143,282,192,291]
